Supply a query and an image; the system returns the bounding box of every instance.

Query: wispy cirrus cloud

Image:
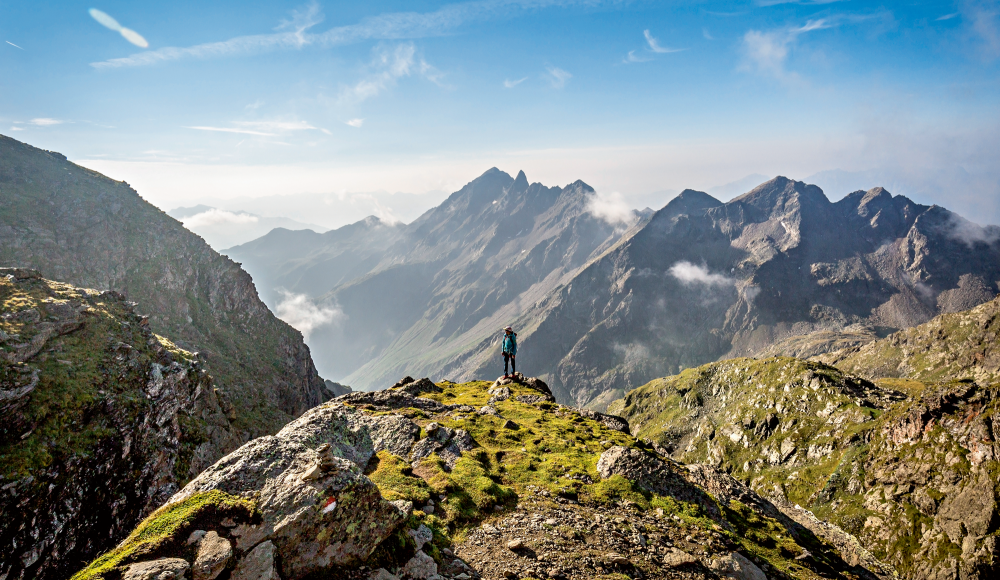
[91,0,604,70]
[186,119,322,137]
[623,50,651,63]
[504,77,528,88]
[740,17,845,80]
[644,29,684,53]
[338,43,442,104]
[6,40,24,50]
[544,66,572,88]
[346,118,364,127]
[28,118,65,126]
[960,0,1000,60]
[89,8,149,48]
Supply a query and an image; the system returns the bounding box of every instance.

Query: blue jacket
[502,333,517,356]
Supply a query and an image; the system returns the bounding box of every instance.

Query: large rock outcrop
[0,134,328,437]
[0,269,240,580]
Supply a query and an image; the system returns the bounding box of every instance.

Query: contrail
[6,40,24,50]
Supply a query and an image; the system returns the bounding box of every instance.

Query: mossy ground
[362,379,872,579]
[1,276,153,480]
[71,491,259,580]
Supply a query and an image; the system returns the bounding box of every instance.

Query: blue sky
[3,1,999,223]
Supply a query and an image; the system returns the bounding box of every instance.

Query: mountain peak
[730,175,829,214]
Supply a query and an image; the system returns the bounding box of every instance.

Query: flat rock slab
[122,558,190,580]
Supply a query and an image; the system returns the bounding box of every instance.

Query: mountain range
[167,205,327,250]
[229,169,1000,409]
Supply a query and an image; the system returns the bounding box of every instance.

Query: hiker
[502,326,517,377]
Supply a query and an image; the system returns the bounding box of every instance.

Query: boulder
[192,531,232,580]
[401,550,438,579]
[231,541,280,580]
[167,403,408,579]
[578,409,630,434]
[337,389,448,414]
[408,524,434,551]
[122,558,190,580]
[708,552,768,580]
[394,377,442,396]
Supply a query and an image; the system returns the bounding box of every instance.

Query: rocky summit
[0,269,241,580]
[73,373,888,580]
[610,296,1000,579]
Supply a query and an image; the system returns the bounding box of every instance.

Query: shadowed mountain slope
[0,134,327,438]
[230,172,1000,408]
[227,168,644,389]
[494,177,1000,407]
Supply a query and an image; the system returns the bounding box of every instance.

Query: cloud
[939,211,1000,246]
[245,99,264,110]
[644,29,684,53]
[9,126,23,131]
[740,19,833,80]
[28,118,64,126]
[669,261,734,286]
[186,119,320,137]
[187,126,276,136]
[937,13,960,21]
[960,0,1000,60]
[586,191,635,224]
[623,50,651,63]
[90,0,603,70]
[346,118,364,127]
[88,8,149,48]
[544,66,572,88]
[182,208,259,228]
[339,43,440,104]
[702,28,714,40]
[275,290,343,338]
[6,40,24,50]
[504,77,528,88]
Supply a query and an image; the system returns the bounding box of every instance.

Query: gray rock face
[231,540,280,580]
[336,389,448,414]
[122,558,190,580]
[578,409,629,433]
[394,377,442,396]
[168,402,410,579]
[192,531,232,580]
[411,425,475,470]
[0,274,241,580]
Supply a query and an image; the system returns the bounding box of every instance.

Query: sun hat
[504,326,513,331]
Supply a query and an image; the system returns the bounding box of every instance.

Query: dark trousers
[504,353,516,375]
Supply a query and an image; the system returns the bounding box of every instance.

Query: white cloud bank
[669,261,734,286]
[182,208,259,228]
[586,191,634,225]
[275,290,342,338]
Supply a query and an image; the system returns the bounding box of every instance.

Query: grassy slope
[611,356,1000,577]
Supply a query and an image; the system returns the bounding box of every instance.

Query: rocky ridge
[0,269,240,580]
[76,374,885,580]
[610,348,1000,578]
[0,134,328,440]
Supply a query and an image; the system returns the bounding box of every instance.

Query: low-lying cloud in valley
[669,261,734,287]
[182,208,259,228]
[275,290,343,339]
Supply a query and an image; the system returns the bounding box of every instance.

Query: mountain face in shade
[226,168,645,388]
[230,172,1000,409]
[507,177,1000,407]
[0,134,328,437]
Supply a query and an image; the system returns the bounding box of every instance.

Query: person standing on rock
[502,326,517,378]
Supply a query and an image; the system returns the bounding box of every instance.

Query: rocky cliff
[610,302,1000,579]
[0,134,328,439]
[0,269,241,580]
[74,374,884,580]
